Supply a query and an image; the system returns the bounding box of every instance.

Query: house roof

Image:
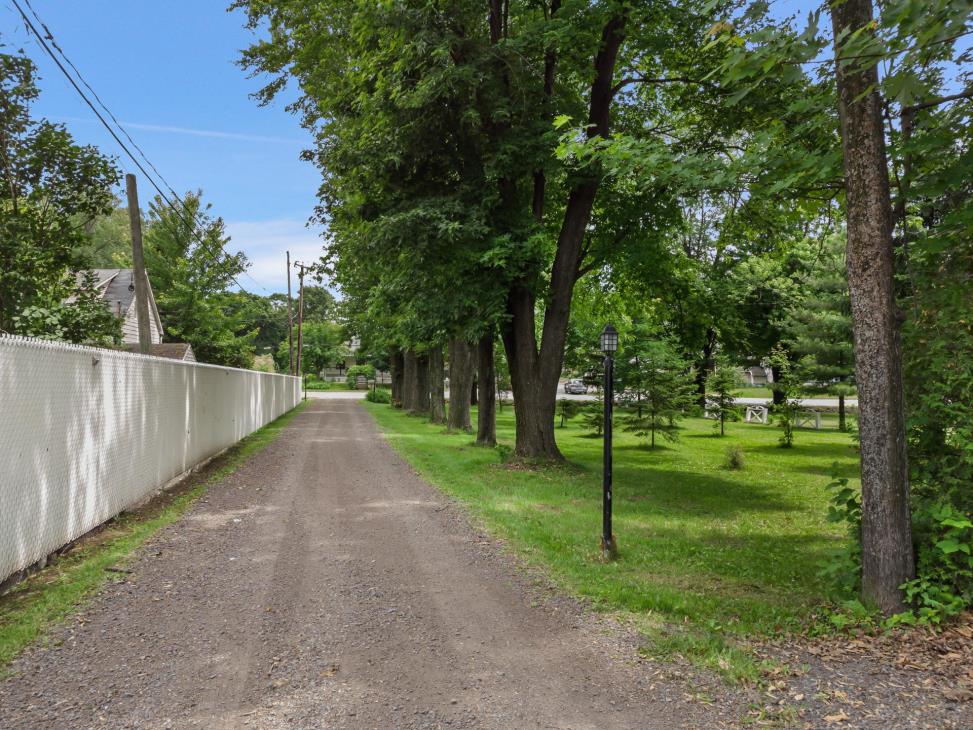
[122,342,195,361]
[77,269,163,335]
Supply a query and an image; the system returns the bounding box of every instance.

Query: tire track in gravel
[0,399,737,729]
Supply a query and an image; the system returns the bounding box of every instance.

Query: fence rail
[0,335,302,585]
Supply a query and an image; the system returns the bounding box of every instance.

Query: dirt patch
[750,618,973,727]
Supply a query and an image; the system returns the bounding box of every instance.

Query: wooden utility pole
[125,174,152,354]
[295,262,308,376]
[286,251,294,375]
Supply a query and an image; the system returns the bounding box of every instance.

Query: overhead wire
[10,0,268,293]
[20,0,269,293]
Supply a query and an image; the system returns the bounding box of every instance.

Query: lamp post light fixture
[600,323,618,559]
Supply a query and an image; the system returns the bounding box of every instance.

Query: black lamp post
[600,323,618,559]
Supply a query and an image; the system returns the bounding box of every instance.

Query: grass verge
[364,402,858,683]
[0,401,306,670]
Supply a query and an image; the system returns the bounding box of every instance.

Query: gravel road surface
[0,399,731,729]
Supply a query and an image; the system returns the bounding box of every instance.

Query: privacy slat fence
[0,335,302,585]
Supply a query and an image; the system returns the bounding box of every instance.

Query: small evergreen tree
[706,358,739,436]
[782,236,855,430]
[557,398,582,428]
[581,398,604,437]
[620,340,695,447]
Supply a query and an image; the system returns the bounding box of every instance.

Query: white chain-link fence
[0,335,301,585]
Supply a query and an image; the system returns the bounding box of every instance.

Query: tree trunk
[402,349,417,412]
[830,0,914,616]
[428,345,446,424]
[470,375,478,406]
[771,364,785,406]
[695,329,717,407]
[838,392,847,432]
[501,286,562,459]
[447,336,474,432]
[390,348,404,408]
[414,352,430,415]
[500,13,627,460]
[476,331,497,446]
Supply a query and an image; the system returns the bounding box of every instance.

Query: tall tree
[143,191,256,367]
[828,0,914,614]
[0,51,121,345]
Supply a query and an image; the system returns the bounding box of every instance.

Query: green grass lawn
[0,402,306,671]
[364,402,859,681]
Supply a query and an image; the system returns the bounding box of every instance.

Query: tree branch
[904,87,973,113]
[611,75,713,97]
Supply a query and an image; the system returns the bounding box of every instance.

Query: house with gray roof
[83,269,163,347]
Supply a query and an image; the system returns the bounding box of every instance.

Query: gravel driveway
[0,399,733,729]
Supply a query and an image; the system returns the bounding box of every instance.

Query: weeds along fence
[0,335,302,585]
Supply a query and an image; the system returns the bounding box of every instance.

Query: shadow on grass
[749,441,859,458]
[614,466,800,516]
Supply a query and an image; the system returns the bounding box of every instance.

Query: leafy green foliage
[0,52,121,345]
[892,504,973,626]
[366,387,391,404]
[768,345,802,448]
[294,321,346,377]
[142,191,255,367]
[345,363,375,389]
[820,471,862,595]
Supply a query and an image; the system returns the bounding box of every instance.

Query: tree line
[237,0,972,619]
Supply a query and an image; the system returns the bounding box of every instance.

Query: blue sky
[3,0,321,294]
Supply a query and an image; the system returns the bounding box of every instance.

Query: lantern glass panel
[600,324,618,354]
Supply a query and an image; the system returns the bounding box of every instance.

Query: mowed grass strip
[0,401,306,670]
[364,402,858,680]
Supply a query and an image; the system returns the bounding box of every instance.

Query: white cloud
[59,116,305,145]
[224,218,330,295]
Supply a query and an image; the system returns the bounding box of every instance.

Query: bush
[723,445,746,470]
[365,387,391,404]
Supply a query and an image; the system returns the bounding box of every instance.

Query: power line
[10,0,267,294]
[19,0,269,294]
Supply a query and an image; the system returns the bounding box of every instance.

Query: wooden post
[295,263,306,376]
[286,251,294,375]
[125,174,152,354]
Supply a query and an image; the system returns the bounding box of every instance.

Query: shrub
[365,387,391,404]
[723,445,746,470]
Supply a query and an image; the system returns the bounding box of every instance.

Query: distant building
[741,365,774,386]
[80,269,163,346]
